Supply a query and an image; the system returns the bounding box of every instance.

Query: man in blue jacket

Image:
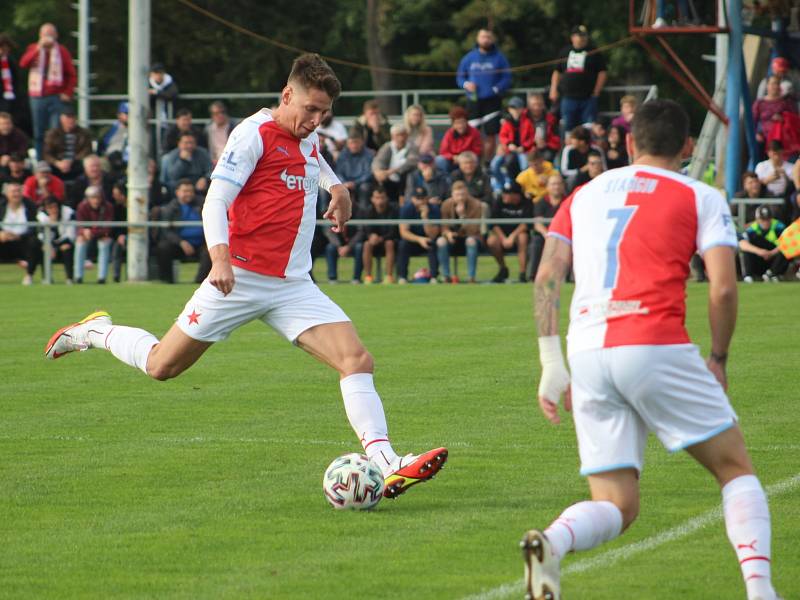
[456,29,511,162]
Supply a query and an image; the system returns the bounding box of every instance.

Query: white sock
[544,500,624,560]
[340,373,398,476]
[92,325,159,375]
[722,475,776,600]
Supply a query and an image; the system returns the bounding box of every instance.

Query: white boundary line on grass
[462,473,800,600]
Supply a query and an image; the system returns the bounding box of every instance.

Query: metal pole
[127,0,151,281]
[716,0,729,185]
[77,0,90,127]
[42,225,53,284]
[725,0,743,199]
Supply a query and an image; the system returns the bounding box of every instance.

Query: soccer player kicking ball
[44,54,447,499]
[524,100,780,600]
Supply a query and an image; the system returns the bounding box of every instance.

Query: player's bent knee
[341,348,373,376]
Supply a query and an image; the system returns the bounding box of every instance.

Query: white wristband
[537,336,570,404]
[538,335,565,365]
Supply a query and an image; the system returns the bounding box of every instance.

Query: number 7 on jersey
[603,207,637,290]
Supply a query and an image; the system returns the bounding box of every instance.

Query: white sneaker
[743,276,754,283]
[653,17,667,28]
[22,274,33,286]
[521,530,561,600]
[44,311,112,360]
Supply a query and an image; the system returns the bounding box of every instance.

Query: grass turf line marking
[462,473,800,600]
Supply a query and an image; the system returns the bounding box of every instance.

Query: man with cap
[397,185,441,284]
[738,205,789,283]
[550,25,608,134]
[148,62,178,125]
[42,104,92,181]
[491,96,535,193]
[334,130,375,214]
[756,56,800,100]
[22,160,65,205]
[404,152,450,207]
[98,101,129,173]
[487,179,532,283]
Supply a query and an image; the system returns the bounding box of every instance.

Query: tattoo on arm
[533,238,571,337]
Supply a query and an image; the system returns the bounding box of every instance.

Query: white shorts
[568,344,737,477]
[176,267,350,343]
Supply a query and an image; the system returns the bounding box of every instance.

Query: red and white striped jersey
[210,109,339,279]
[548,165,737,356]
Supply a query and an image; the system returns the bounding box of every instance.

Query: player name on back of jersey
[577,299,650,320]
[603,175,659,195]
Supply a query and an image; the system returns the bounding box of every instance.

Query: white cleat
[44,311,112,360]
[521,530,561,600]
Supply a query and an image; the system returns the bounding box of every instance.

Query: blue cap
[118,101,129,114]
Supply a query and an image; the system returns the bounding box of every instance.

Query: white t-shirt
[2,204,28,236]
[754,159,793,197]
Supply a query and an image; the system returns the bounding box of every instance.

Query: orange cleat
[383,447,448,499]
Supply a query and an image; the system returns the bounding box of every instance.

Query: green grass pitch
[1,263,798,599]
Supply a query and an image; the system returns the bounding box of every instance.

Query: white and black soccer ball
[322,453,385,510]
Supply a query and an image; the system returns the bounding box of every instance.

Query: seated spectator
[437,180,484,283]
[42,105,92,181]
[0,112,30,166]
[516,149,557,203]
[0,181,39,285]
[37,195,76,284]
[756,57,800,99]
[154,178,211,284]
[561,125,606,191]
[404,153,449,207]
[163,108,206,153]
[590,117,609,153]
[527,173,565,280]
[323,216,364,284]
[160,132,211,197]
[734,171,772,224]
[610,94,638,133]
[404,104,434,155]
[450,151,492,205]
[98,101,129,175]
[148,157,168,207]
[73,185,113,284]
[352,100,390,152]
[436,106,482,173]
[334,130,374,213]
[573,149,605,188]
[755,140,793,198]
[109,181,127,283]
[362,187,398,284]
[316,111,347,163]
[491,96,534,193]
[605,125,629,169]
[487,180,531,283]
[69,154,115,208]
[753,76,797,150]
[23,160,64,205]
[1,152,31,186]
[739,205,789,282]
[525,93,560,163]
[204,101,236,165]
[397,186,441,284]
[371,124,417,205]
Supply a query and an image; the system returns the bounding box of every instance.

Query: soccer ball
[322,453,385,510]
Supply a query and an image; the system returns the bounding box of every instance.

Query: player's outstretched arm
[703,246,738,391]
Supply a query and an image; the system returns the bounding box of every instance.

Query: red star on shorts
[187,310,201,325]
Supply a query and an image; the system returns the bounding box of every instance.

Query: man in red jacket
[19,23,76,160]
[526,93,561,162]
[491,96,534,192]
[435,106,482,173]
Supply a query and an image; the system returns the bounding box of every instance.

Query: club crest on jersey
[280,168,317,193]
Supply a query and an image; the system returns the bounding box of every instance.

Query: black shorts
[467,96,503,135]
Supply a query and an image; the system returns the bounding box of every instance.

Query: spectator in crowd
[755,140,793,198]
[573,149,605,188]
[372,123,417,205]
[560,125,606,191]
[0,112,29,166]
[404,104,434,155]
[451,150,493,205]
[437,180,484,283]
[1,153,30,186]
[739,205,789,282]
[526,92,561,162]
[397,186,441,284]
[734,171,771,224]
[23,160,64,205]
[0,34,25,127]
[756,56,800,99]
[163,108,206,153]
[436,105,482,173]
[69,154,114,208]
[148,62,178,125]
[611,94,638,133]
[316,111,348,163]
[153,178,210,284]
[404,153,450,207]
[109,181,127,283]
[550,25,608,133]
[204,101,236,165]
[98,101,129,174]
[516,149,557,203]
[43,105,92,181]
[487,180,531,283]
[590,117,609,153]
[73,185,113,284]
[19,23,76,159]
[456,28,511,161]
[37,195,75,284]
[352,99,390,152]
[605,124,629,169]
[362,187,398,284]
[491,96,534,193]
[334,130,374,213]
[323,218,364,284]
[753,75,797,151]
[148,157,167,208]
[160,132,211,197]
[0,181,39,285]
[527,173,565,281]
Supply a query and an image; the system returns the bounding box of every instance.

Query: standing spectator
[371,124,417,205]
[19,23,76,159]
[526,93,561,162]
[756,56,800,99]
[436,105,483,173]
[437,180,484,283]
[550,25,608,134]
[204,101,236,165]
[163,108,206,153]
[404,104,434,155]
[573,149,606,188]
[362,187,398,284]
[159,132,211,196]
[456,28,511,161]
[334,130,374,213]
[22,160,64,205]
[0,112,29,166]
[397,186,441,284]
[98,101,129,174]
[352,100,390,152]
[561,126,606,191]
[109,181,127,283]
[0,34,26,128]
[733,171,771,225]
[527,173,565,280]
[487,180,531,283]
[516,149,557,203]
[73,185,113,284]
[404,153,450,207]
[0,181,39,284]
[611,94,638,133]
[316,111,348,163]
[69,154,114,208]
[37,195,76,284]
[42,105,92,181]
[153,179,211,284]
[451,151,493,206]
[605,125,629,169]
[1,153,31,186]
[753,75,797,154]
[755,140,793,198]
[148,63,178,126]
[323,218,364,284]
[739,205,789,282]
[491,96,535,193]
